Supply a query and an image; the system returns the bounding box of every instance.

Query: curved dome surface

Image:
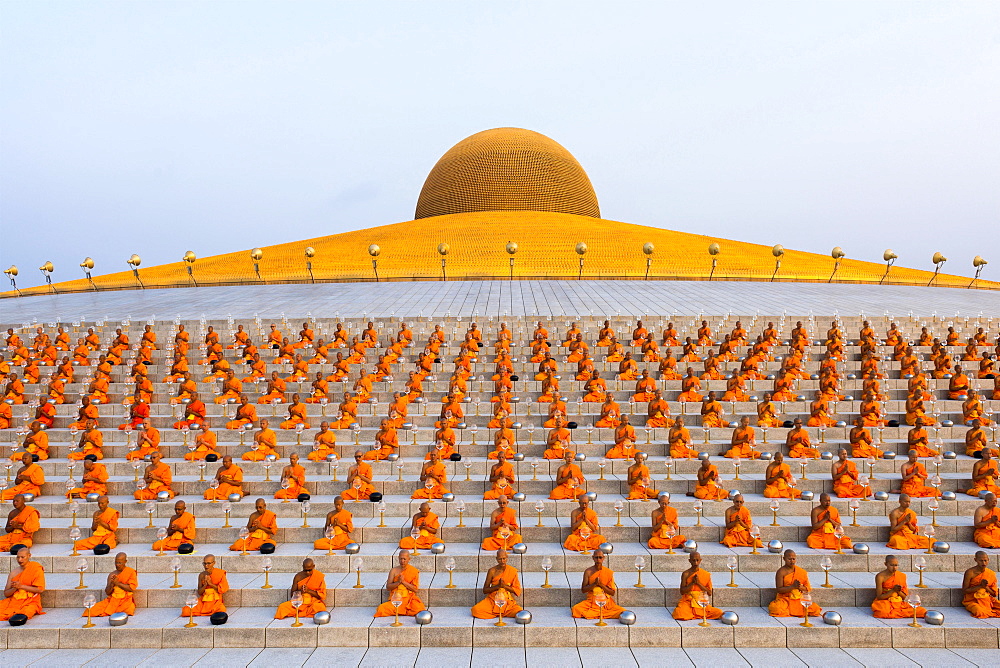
[414,127,600,219]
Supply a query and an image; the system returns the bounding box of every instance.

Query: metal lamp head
[708,243,721,256]
[831,247,845,260]
[767,539,783,554]
[183,251,196,264]
[250,248,263,261]
[852,543,870,555]
[932,541,950,554]
[80,257,95,270]
[924,610,945,625]
[772,244,784,258]
[415,610,433,625]
[39,261,54,274]
[682,539,698,554]
[313,611,331,625]
[506,241,518,255]
[883,249,898,262]
[304,247,316,259]
[4,265,18,277]
[932,251,947,266]
[127,254,141,268]
[618,610,637,626]
[598,542,613,555]
[437,243,450,256]
[575,242,587,255]
[430,542,446,555]
[822,611,842,626]
[720,611,739,626]
[514,610,532,624]
[642,242,654,256]
[344,543,361,555]
[511,542,527,555]
[108,612,129,627]
[368,244,380,257]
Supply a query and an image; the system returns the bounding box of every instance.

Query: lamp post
[304,247,316,283]
[80,257,96,290]
[770,245,784,282]
[127,254,143,289]
[39,261,55,293]
[369,244,381,282]
[643,242,654,280]
[506,241,517,280]
[928,252,947,287]
[3,266,18,295]
[708,243,721,280]
[880,249,897,285]
[438,243,449,281]
[251,248,264,283]
[971,256,988,288]
[576,242,587,280]
[829,247,845,283]
[183,251,197,286]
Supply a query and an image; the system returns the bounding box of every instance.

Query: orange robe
[134,462,174,500]
[694,465,728,501]
[470,565,523,619]
[275,571,327,618]
[832,461,869,498]
[274,464,308,499]
[721,506,762,548]
[182,568,229,616]
[648,506,686,549]
[968,461,1000,498]
[768,566,822,618]
[412,462,449,499]
[564,508,606,552]
[313,510,354,550]
[724,427,759,459]
[342,462,376,500]
[549,464,584,499]
[374,564,425,617]
[204,465,244,500]
[571,568,625,619]
[230,510,278,551]
[763,463,802,499]
[886,508,931,550]
[672,568,723,620]
[75,507,119,551]
[963,568,1000,618]
[0,560,44,620]
[787,430,820,459]
[481,508,523,550]
[900,462,940,498]
[243,429,278,461]
[307,431,337,462]
[153,512,196,551]
[974,507,1000,548]
[0,505,41,550]
[66,463,108,499]
[1,463,45,501]
[871,572,926,619]
[398,512,440,550]
[84,567,138,617]
[806,507,852,549]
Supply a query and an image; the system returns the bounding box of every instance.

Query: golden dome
[414,128,600,219]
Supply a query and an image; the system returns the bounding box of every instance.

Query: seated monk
[692,457,728,501]
[0,400,10,431]
[646,390,673,428]
[68,396,100,430]
[313,496,354,551]
[543,419,574,459]
[849,418,881,459]
[75,496,119,551]
[769,550,822,618]
[185,423,220,461]
[962,448,1000,497]
[398,502,440,550]
[677,368,703,403]
[481,496,523,550]
[364,419,398,461]
[342,450,376,500]
[279,394,310,430]
[564,495,606,552]
[303,420,336,460]
[593,396,621,429]
[69,425,104,461]
[724,416,759,459]
[275,558,327,619]
[963,551,1000,618]
[135,452,174,500]
[906,424,938,458]
[627,451,658,499]
[648,493,686,550]
[806,493,853,549]
[886,494,932,550]
[721,494,762,548]
[226,395,258,430]
[1,452,44,501]
[617,352,639,381]
[895,450,941,497]
[966,422,988,458]
[571,549,625,620]
[329,392,358,429]
[771,371,797,402]
[0,495,40,551]
[205,456,244,501]
[275,453,308,500]
[949,365,971,399]
[84,553,137,617]
[632,370,657,402]
[700,391,725,428]
[66,458,108,499]
[963,391,993,426]
[756,393,780,428]
[471,550,523,619]
[230,498,278,551]
[973,493,1000,548]
[763,453,802,499]
[785,419,820,459]
[484,453,517,500]
[0,548,44,621]
[127,420,161,462]
[669,417,697,458]
[832,449,870,498]
[550,451,585,500]
[257,372,287,405]
[172,391,207,431]
[375,550,426,618]
[152,500,196,552]
[673,551,723,621]
[183,555,229,618]
[806,391,837,428]
[243,419,279,461]
[486,435,513,463]
[213,370,242,405]
[543,398,568,428]
[604,427,638,459]
[412,451,449,499]
[872,555,926,619]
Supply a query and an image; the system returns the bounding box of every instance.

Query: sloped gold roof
[9,211,995,296]
[414,128,600,219]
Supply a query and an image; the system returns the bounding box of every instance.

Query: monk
[648,493,686,550]
[594,395,621,428]
[962,551,1000,618]
[135,452,175,500]
[0,548,44,621]
[84,553,137,617]
[479,496,522,551]
[184,423,220,462]
[769,550,822,618]
[849,417,881,459]
[895,450,941,497]
[677,368,703,403]
[275,558,327,619]
[564,494,607,552]
[205,456,244,501]
[550,450,585,499]
[543,420,573,460]
[173,391,206,430]
[399,502,440,550]
[182,554,229,617]
[806,493,853,550]
[364,419,398,461]
[151,500,196,552]
[721,494,762,548]
[243,419,278,461]
[724,416,760,459]
[692,457,728,501]
[471,549,523,619]
[308,421,337,462]
[872,555,926,619]
[973,493,1000,548]
[669,417,697,458]
[783,418,818,459]
[275,453,308,500]
[226,395,258,430]
[342,450,376,501]
[375,550,426,618]
[673,551,723,621]
[412,450,449,499]
[66,458,108,499]
[700,391,725,428]
[279,393,310,430]
[70,425,104,461]
[0,495,41,551]
[75,495,119,551]
[127,420,161,461]
[484,452,516,500]
[963,448,1000,497]
[966,422,988,458]
[1,452,44,501]
[832,449,869,498]
[313,496,354,551]
[230,498,278,552]
[886,494,932,550]
[571,549,625,620]
[949,365,971,399]
[763,452,802,499]
[68,396,100,430]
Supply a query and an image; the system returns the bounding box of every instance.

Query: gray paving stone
[358,646,419,668]
[947,648,1000,668]
[682,648,750,667]
[83,649,158,667]
[471,646,526,668]
[790,648,863,667]
[134,648,212,667]
[843,648,918,668]
[630,648,696,668]
[303,647,369,667]
[894,648,976,667]
[736,648,807,667]
[525,647,582,668]
[248,647,315,667]
[192,648,263,667]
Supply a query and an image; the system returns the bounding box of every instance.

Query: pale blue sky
[2,1,998,289]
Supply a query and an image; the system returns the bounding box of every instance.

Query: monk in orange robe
[182,555,229,617]
[342,451,376,501]
[896,450,940,497]
[204,456,244,501]
[274,453,309,500]
[785,419,820,459]
[564,495,606,552]
[275,559,327,619]
[481,496,523,550]
[308,422,337,462]
[872,555,926,619]
[471,550,523,619]
[135,452,174,500]
[75,496,119,551]
[279,394,310,430]
[949,365,971,399]
[849,418,881,459]
[763,453,802,499]
[68,396,100,430]
[243,419,278,461]
[886,494,932,550]
[974,493,1000,548]
[677,368,703,403]
[484,454,516,500]
[550,451,585,499]
[230,498,278,551]
[720,494,762,547]
[769,550,822,618]
[412,451,449,499]
[375,550,426,618]
[724,416,759,459]
[151,500,196,552]
[0,548,44,621]
[963,551,1000,618]
[364,419,398,461]
[831,450,869,498]
[965,422,988,458]
[127,420,160,461]
[84,553,137,617]
[806,493,853,549]
[2,452,44,501]
[66,459,107,499]
[571,549,625,620]
[314,496,354,551]
[669,417,697,458]
[399,503,440,550]
[648,493,686,549]
[962,448,999,497]
[0,495,41,551]
[673,551,723,620]
[693,458,728,501]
